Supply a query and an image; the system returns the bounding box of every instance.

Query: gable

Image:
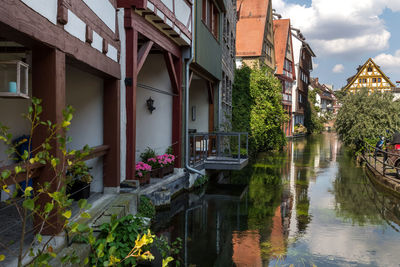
[345,58,395,93]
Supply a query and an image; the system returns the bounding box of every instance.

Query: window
[202,0,220,39]
[363,78,367,83]
[378,78,382,82]
[368,67,372,72]
[359,79,362,83]
[372,78,377,83]
[284,59,293,77]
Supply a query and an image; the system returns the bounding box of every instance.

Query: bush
[335,89,400,151]
[138,195,156,219]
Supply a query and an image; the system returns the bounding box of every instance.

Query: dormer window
[368,66,372,72]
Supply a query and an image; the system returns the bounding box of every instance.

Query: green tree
[305,87,324,134]
[335,89,400,150]
[233,65,287,152]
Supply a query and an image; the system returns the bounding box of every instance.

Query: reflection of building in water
[232,231,262,267]
[155,184,249,266]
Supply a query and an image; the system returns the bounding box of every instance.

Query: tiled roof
[273,19,290,75]
[236,0,269,57]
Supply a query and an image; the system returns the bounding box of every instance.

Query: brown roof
[273,19,291,75]
[236,0,270,57]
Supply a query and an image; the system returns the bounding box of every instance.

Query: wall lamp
[146,97,156,113]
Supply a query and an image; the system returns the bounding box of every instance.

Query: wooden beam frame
[32,46,66,235]
[137,40,154,74]
[164,51,180,94]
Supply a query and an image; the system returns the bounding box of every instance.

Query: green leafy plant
[137,195,156,219]
[140,147,156,162]
[165,146,173,155]
[89,214,151,266]
[66,159,93,185]
[0,98,93,266]
[194,175,209,188]
[154,236,183,267]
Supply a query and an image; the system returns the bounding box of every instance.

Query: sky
[273,0,400,90]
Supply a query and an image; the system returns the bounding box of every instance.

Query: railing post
[238,133,241,163]
[217,133,220,158]
[246,133,249,158]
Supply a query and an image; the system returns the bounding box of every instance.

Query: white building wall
[136,54,173,161]
[66,65,104,193]
[118,10,127,182]
[189,79,209,132]
[21,0,58,24]
[291,35,302,131]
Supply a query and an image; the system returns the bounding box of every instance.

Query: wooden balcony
[189,132,249,171]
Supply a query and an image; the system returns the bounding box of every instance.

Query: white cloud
[374,50,400,76]
[332,64,344,73]
[274,0,397,56]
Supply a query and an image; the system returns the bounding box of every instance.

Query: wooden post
[32,46,66,235]
[125,9,138,180]
[103,78,121,187]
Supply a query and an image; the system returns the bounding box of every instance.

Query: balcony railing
[189,132,249,170]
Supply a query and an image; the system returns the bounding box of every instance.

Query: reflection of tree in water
[332,149,385,226]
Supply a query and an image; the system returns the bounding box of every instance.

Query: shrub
[138,195,156,219]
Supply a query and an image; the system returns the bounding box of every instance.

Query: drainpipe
[184,3,203,176]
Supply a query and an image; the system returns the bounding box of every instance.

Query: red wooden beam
[32,46,66,236]
[208,81,214,104]
[125,17,138,180]
[164,52,179,94]
[103,79,121,188]
[137,40,154,74]
[117,0,147,9]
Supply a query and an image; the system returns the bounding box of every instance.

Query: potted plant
[160,154,175,177]
[66,161,93,201]
[135,161,152,185]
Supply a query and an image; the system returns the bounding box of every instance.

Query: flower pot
[136,172,150,185]
[67,180,91,201]
[159,165,174,178]
[150,168,161,178]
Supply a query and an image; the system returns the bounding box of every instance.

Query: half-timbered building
[273,18,296,137]
[235,0,276,70]
[344,58,396,94]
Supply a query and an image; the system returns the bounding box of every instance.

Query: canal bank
[152,133,400,267]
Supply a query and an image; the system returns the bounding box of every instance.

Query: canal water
[153,133,400,266]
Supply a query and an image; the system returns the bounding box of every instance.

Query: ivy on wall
[232,65,287,152]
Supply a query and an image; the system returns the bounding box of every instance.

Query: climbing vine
[233,65,287,152]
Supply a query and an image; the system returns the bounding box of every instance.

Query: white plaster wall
[118,10,127,182]
[66,65,104,193]
[175,0,191,26]
[21,0,57,24]
[0,53,31,167]
[82,0,116,32]
[189,79,209,132]
[64,10,86,42]
[136,54,173,161]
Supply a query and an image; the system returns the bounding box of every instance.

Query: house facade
[273,19,296,137]
[344,58,396,94]
[235,0,276,70]
[291,28,315,129]
[0,0,122,235]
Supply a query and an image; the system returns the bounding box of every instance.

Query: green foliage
[137,195,156,219]
[0,97,96,267]
[154,236,183,267]
[139,147,156,162]
[233,65,287,152]
[90,214,150,266]
[305,88,324,134]
[194,175,209,188]
[335,89,400,151]
[165,146,174,155]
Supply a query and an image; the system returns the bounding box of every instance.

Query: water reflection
[154,133,400,267]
